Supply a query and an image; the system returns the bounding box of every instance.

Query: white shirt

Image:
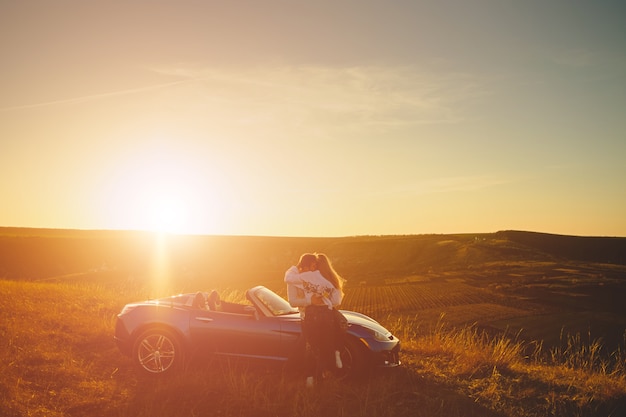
[284,265,342,309]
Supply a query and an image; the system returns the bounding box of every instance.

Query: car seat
[193,292,208,310]
[207,290,221,311]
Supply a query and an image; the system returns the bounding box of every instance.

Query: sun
[147,195,189,234]
[103,139,231,235]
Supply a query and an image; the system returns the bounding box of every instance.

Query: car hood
[280,309,391,333]
[341,310,392,334]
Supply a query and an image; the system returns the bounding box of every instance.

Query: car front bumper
[373,341,401,367]
[114,318,132,356]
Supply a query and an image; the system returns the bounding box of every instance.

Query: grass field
[2,229,626,416]
[2,276,626,416]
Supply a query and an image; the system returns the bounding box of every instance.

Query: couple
[284,253,346,387]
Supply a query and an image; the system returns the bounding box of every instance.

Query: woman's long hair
[315,253,345,295]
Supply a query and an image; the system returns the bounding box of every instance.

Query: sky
[1,0,625,237]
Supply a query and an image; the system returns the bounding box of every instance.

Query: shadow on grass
[112,356,507,417]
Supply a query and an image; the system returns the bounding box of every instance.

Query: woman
[284,253,345,387]
[315,252,348,359]
[315,253,346,301]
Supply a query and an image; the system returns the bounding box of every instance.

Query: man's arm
[284,265,303,283]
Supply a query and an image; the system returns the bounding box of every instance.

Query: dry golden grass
[2,278,626,417]
[395,314,626,416]
[0,280,128,417]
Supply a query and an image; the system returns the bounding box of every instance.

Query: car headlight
[364,327,392,342]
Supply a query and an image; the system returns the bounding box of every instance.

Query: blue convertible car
[115,286,400,377]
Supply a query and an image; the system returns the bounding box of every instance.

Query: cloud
[153,65,485,130]
[1,64,485,137]
[0,79,194,113]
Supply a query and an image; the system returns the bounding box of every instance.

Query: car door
[189,309,286,359]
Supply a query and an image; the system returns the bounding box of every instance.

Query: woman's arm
[329,287,343,307]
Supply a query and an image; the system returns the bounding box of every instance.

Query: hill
[496,230,626,264]
[2,228,625,287]
[3,228,625,344]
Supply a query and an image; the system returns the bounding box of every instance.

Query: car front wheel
[334,337,367,380]
[132,328,183,376]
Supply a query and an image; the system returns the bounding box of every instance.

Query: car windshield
[254,287,298,316]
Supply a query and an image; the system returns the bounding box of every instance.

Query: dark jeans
[302,305,339,377]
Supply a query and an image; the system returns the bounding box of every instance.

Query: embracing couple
[284,253,347,388]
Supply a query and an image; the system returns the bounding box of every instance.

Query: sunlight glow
[99,135,265,236]
[147,195,189,234]
[151,231,171,297]
[103,139,212,235]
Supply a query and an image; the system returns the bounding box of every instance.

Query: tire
[334,337,368,380]
[132,327,184,376]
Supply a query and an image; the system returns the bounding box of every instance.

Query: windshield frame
[252,287,299,316]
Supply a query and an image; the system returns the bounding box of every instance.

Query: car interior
[193,290,255,315]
